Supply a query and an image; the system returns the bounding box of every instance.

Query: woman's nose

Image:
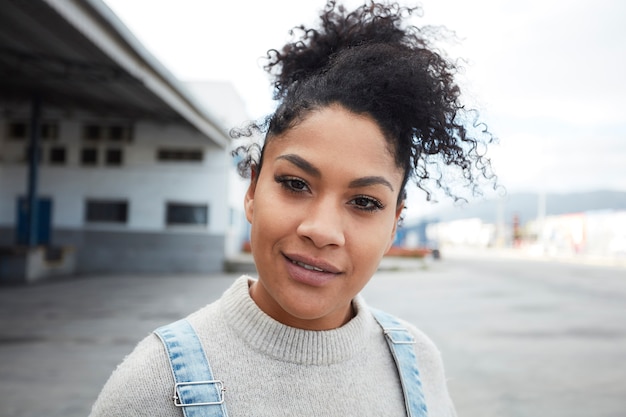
[296,197,346,248]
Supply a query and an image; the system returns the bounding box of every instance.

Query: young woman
[90,2,495,416]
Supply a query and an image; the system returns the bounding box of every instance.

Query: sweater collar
[219,276,372,366]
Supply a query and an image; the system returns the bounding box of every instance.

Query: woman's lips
[283,253,341,287]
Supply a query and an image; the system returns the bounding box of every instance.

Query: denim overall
[154,309,429,417]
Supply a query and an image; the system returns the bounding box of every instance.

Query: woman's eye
[351,196,384,212]
[276,176,309,193]
[288,179,307,190]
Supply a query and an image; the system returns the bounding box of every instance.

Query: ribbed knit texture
[89,276,456,417]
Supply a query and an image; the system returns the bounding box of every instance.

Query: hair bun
[265,1,421,100]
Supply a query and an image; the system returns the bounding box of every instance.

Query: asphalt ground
[1,252,625,417]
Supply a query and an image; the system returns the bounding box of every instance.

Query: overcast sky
[103,0,626,215]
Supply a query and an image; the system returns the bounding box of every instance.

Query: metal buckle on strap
[173,380,225,407]
[384,328,416,345]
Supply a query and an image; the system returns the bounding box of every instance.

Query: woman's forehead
[263,106,403,182]
[267,105,397,160]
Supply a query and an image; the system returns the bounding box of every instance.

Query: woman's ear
[244,167,258,223]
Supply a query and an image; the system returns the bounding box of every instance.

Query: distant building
[185,81,254,259]
[0,0,241,277]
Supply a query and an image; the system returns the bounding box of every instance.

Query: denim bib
[155,309,428,417]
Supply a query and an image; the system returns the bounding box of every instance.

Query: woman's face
[245,104,404,330]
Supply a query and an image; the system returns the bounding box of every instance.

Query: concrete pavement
[0,273,236,417]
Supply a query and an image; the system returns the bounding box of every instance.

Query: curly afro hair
[234,0,497,203]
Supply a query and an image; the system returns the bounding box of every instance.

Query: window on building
[81,148,98,166]
[85,200,128,223]
[105,148,123,166]
[166,203,209,226]
[82,123,133,142]
[157,149,204,162]
[49,146,66,165]
[8,121,58,140]
[109,125,124,141]
[8,122,27,140]
[108,125,133,142]
[40,123,59,141]
[83,125,101,141]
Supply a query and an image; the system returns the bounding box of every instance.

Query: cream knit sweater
[89,276,456,416]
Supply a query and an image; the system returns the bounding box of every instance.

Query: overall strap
[154,319,228,417]
[371,309,429,417]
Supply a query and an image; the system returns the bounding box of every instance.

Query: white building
[185,81,254,259]
[0,0,241,276]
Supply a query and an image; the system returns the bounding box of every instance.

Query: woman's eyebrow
[276,154,321,177]
[349,176,394,192]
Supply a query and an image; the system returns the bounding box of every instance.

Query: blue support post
[26,94,42,247]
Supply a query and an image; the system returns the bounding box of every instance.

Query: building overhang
[0,0,229,148]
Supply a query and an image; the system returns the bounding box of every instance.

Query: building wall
[1,115,228,231]
[57,228,225,274]
[0,107,230,274]
[0,227,225,274]
[185,81,252,256]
